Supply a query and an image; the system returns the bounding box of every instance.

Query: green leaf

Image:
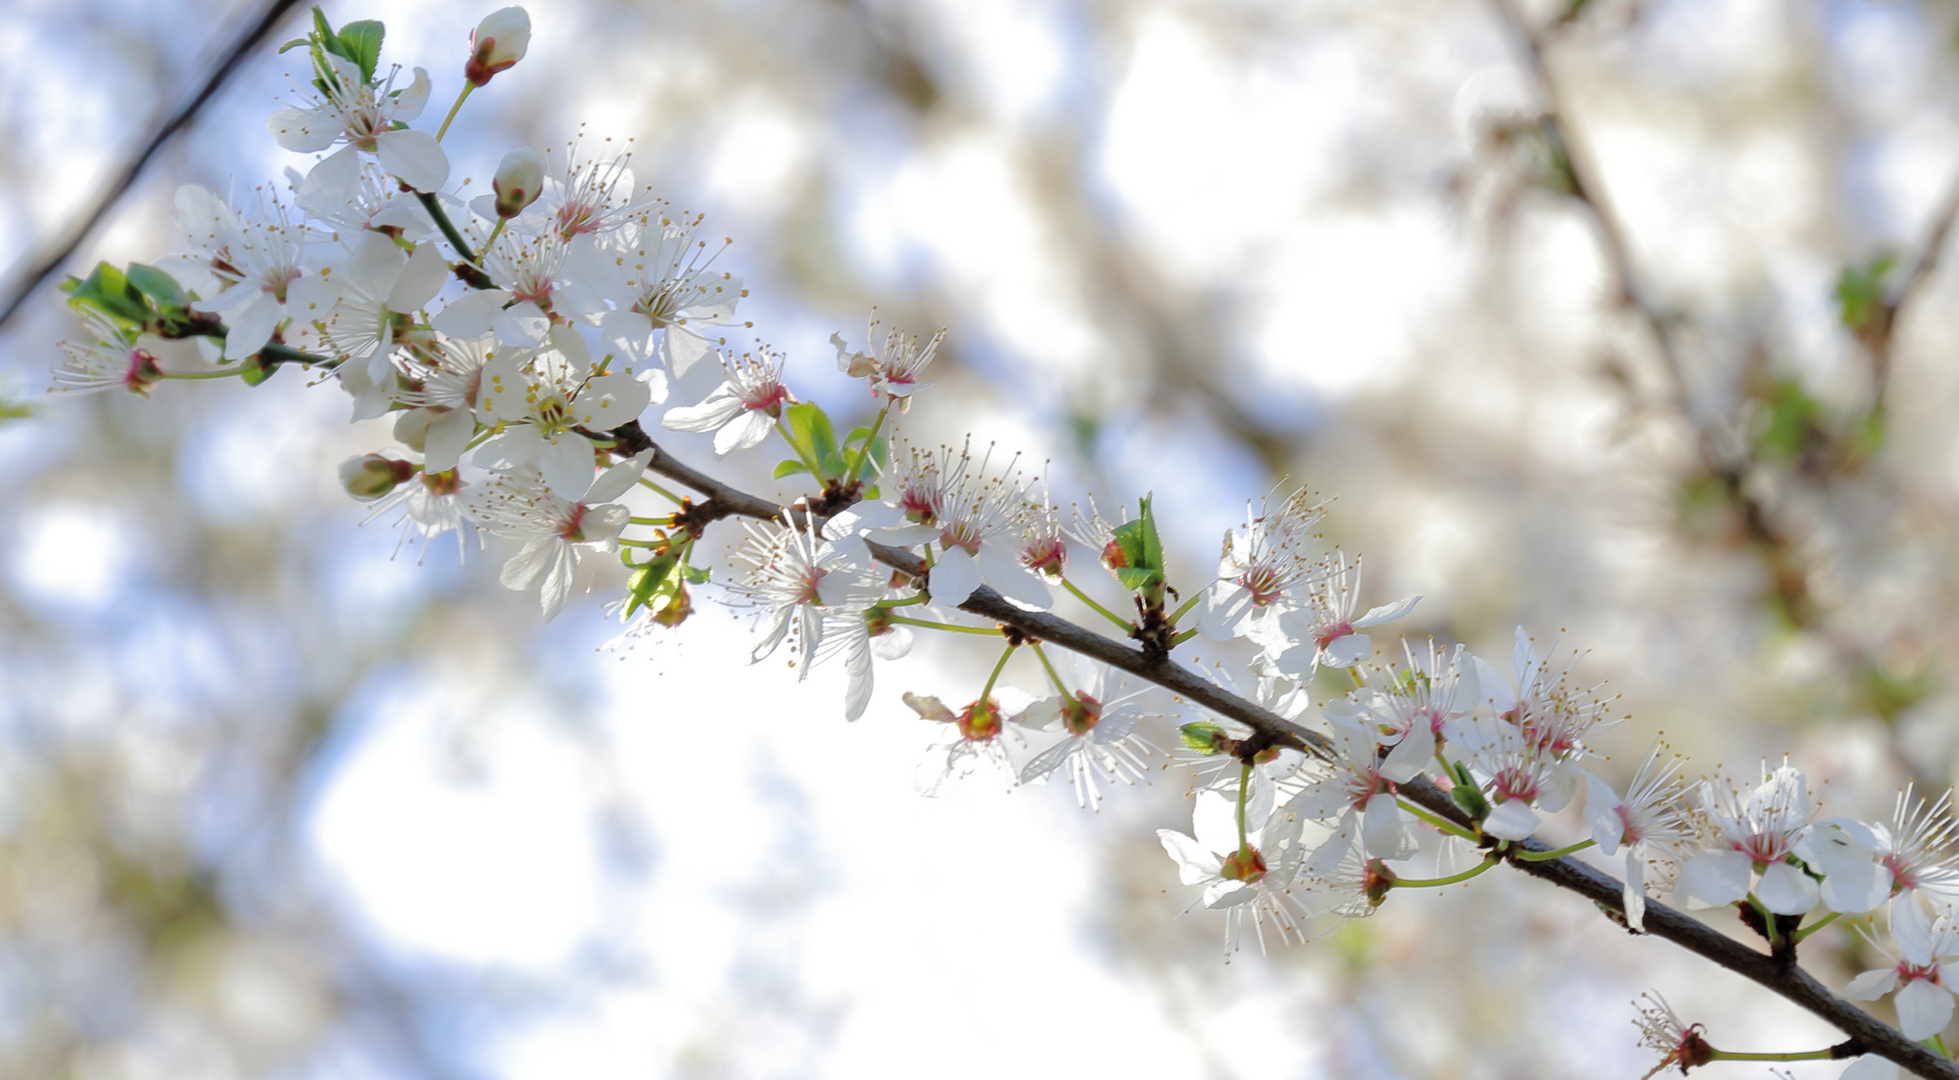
[1751,378,1822,464]
[1834,253,1896,331]
[624,555,678,618]
[277,37,311,54]
[1178,722,1226,754]
[783,402,847,479]
[682,563,712,585]
[311,7,354,64]
[773,458,811,479]
[337,20,385,83]
[66,262,149,326]
[1110,519,1150,571]
[842,426,888,471]
[1114,566,1162,592]
[1450,781,1489,822]
[1137,494,1164,571]
[125,263,186,306]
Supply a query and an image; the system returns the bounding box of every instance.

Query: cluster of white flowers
[43,7,1959,1073]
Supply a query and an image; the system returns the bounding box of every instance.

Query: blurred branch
[0,0,305,331]
[611,420,1956,1080]
[1865,170,1959,404]
[1488,0,1826,625]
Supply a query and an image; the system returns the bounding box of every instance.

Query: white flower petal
[1895,979,1954,1040]
[1843,967,1901,1001]
[930,547,983,605]
[386,241,449,313]
[1757,860,1820,915]
[374,128,450,192]
[1675,850,1752,909]
[1351,594,1420,628]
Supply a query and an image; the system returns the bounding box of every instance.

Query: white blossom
[832,313,944,412]
[464,453,647,619]
[1195,486,1327,643]
[730,515,888,719]
[659,346,790,456]
[1583,742,1691,931]
[1676,761,1821,915]
[271,54,447,210]
[1015,655,1161,810]
[475,325,652,494]
[1842,899,1959,1039]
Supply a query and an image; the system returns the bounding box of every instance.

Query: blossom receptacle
[493,147,544,219]
[339,453,417,501]
[466,8,531,86]
[957,697,1002,741]
[1220,846,1267,884]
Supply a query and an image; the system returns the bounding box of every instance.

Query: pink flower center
[124,349,161,392]
[1315,620,1354,650]
[792,566,826,606]
[940,521,981,555]
[1022,535,1065,577]
[1884,852,1919,891]
[556,201,601,239]
[901,485,937,525]
[741,380,787,412]
[557,503,588,542]
[1900,959,1941,985]
[1346,769,1386,810]
[1237,565,1284,606]
[1492,766,1538,804]
[1736,832,1791,863]
[1616,804,1642,844]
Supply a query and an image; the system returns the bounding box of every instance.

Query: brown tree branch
[0,0,306,331]
[613,421,1956,1079]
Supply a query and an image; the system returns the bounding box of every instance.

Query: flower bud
[465,7,531,87]
[492,146,544,219]
[339,453,417,502]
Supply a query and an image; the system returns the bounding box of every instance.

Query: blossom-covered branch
[41,7,1959,1078]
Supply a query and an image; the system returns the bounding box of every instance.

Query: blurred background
[5,0,1959,1075]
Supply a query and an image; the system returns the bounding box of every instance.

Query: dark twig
[612,424,1955,1077]
[0,0,306,331]
[1867,172,1959,403]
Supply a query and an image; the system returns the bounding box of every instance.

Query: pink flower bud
[492,146,543,219]
[339,453,417,502]
[465,7,531,87]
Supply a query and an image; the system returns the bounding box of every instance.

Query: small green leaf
[1834,253,1896,332]
[277,37,311,53]
[1179,722,1226,754]
[624,554,678,617]
[1751,378,1822,464]
[1137,494,1164,571]
[682,563,712,585]
[66,262,149,326]
[1114,566,1162,592]
[1111,519,1150,571]
[337,19,385,83]
[842,426,888,471]
[125,263,186,306]
[773,459,811,479]
[1450,782,1490,822]
[784,402,847,479]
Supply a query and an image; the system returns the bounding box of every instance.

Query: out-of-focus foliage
[7,0,1959,1077]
